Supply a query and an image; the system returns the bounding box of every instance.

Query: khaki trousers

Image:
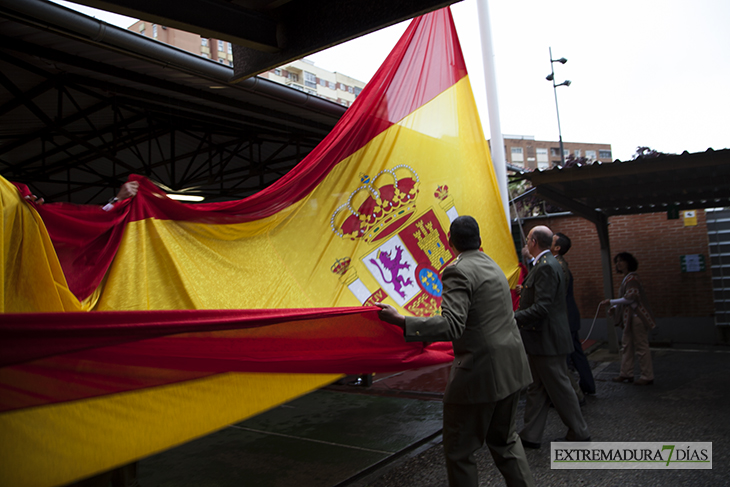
[520,354,589,443]
[443,391,534,487]
[620,313,654,381]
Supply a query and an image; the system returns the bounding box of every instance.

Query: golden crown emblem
[434,185,449,201]
[330,165,420,243]
[330,257,351,276]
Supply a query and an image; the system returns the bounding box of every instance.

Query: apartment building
[126,23,364,107]
[257,59,364,107]
[495,135,613,170]
[129,21,234,66]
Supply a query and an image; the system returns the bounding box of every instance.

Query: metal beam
[535,185,602,224]
[232,0,461,80]
[0,38,335,136]
[594,213,619,353]
[71,0,280,51]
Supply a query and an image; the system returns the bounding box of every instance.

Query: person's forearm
[404,313,465,342]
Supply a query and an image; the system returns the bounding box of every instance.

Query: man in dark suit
[377,215,534,487]
[515,225,590,449]
[551,232,596,396]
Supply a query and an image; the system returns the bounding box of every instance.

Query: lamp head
[556,80,572,87]
[546,73,554,81]
[552,57,568,64]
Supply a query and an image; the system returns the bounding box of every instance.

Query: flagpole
[476,0,510,226]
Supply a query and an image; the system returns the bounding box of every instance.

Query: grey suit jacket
[514,251,573,356]
[404,250,532,404]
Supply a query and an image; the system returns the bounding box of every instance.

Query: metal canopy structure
[515,148,730,350]
[64,0,461,80]
[517,149,730,222]
[0,0,350,203]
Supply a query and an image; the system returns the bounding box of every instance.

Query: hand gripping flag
[0,7,518,486]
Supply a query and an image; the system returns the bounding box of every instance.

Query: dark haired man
[551,233,596,396]
[377,215,534,487]
[515,225,590,448]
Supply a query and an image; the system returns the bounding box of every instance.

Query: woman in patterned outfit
[601,252,656,386]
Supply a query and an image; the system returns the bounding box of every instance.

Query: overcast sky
[55,0,730,161]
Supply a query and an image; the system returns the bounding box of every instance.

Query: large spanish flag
[0,7,518,487]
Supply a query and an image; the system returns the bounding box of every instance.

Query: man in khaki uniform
[377,216,534,487]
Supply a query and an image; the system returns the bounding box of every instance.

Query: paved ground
[360,345,730,487]
[137,343,730,486]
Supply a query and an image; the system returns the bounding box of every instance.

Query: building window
[201,52,210,59]
[152,24,158,38]
[550,147,560,157]
[564,149,570,158]
[574,149,581,157]
[599,149,612,159]
[354,87,362,97]
[218,40,224,51]
[227,43,233,54]
[585,150,597,161]
[328,81,336,90]
[201,38,208,47]
[536,148,548,164]
[139,23,146,35]
[304,71,316,89]
[218,57,225,64]
[348,86,353,93]
[273,68,281,76]
[290,73,299,83]
[511,147,524,164]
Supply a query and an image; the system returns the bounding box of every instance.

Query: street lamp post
[546,47,571,167]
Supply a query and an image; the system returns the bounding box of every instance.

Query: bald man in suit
[515,225,590,449]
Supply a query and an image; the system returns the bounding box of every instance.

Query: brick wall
[519,211,714,320]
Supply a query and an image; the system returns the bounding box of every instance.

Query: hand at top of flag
[24,194,44,205]
[375,302,406,330]
[116,181,139,200]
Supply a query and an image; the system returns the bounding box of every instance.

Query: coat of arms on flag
[330,164,463,316]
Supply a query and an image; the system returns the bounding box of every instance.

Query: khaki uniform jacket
[404,250,532,404]
[514,251,573,356]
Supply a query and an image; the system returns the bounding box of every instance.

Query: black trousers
[568,330,596,394]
